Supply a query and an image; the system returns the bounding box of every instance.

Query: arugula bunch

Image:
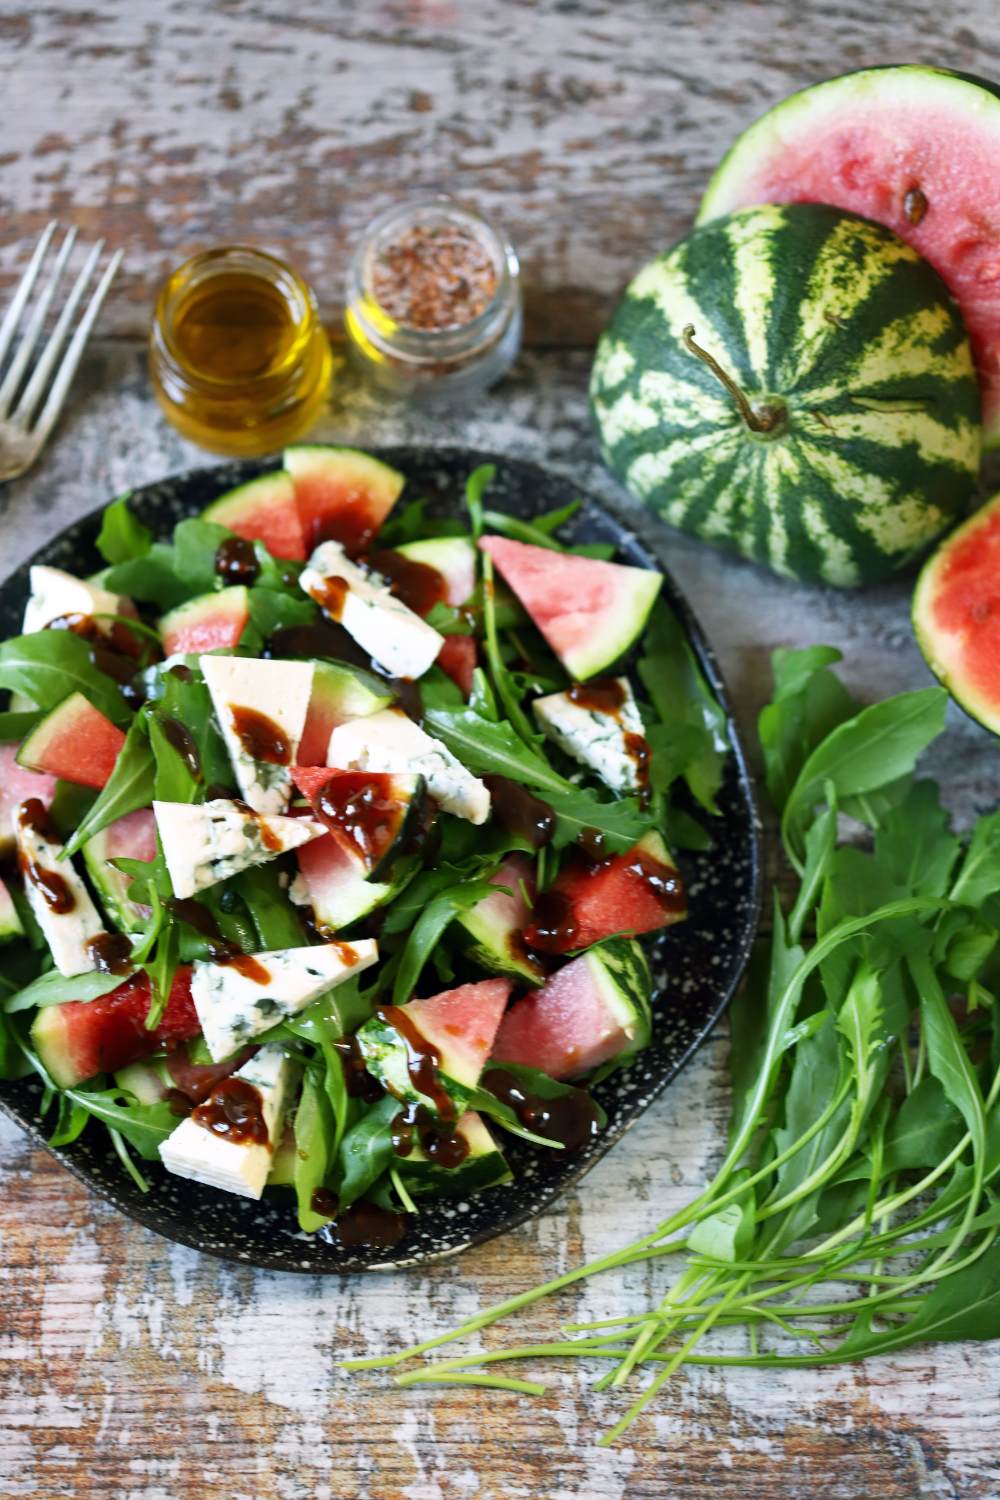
[346,647,1000,1429]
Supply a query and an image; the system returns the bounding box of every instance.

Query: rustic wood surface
[2,4,1000,1498]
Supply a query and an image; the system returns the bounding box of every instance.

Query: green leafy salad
[0,447,727,1243]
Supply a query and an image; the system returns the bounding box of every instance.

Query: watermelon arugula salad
[0,446,727,1245]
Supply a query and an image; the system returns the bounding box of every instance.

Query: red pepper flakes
[371,223,498,332]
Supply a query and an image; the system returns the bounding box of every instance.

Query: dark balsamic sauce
[312,575,350,621]
[483,1068,601,1152]
[567,677,626,714]
[266,621,375,674]
[483,774,555,848]
[214,535,260,585]
[192,1077,269,1145]
[47,612,150,710]
[367,548,447,617]
[375,1004,456,1123]
[85,931,133,974]
[328,1199,408,1250]
[165,896,272,981]
[313,771,405,867]
[161,716,202,780]
[390,1100,470,1168]
[332,1035,386,1103]
[17,800,75,913]
[310,1186,339,1217]
[229,704,291,765]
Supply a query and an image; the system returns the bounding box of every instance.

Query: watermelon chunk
[159,586,249,656]
[0,744,56,857]
[293,832,392,932]
[391,536,478,609]
[457,853,545,984]
[0,876,24,943]
[203,472,308,561]
[437,635,476,698]
[31,967,200,1089]
[913,490,1000,735]
[297,660,393,765]
[83,808,156,932]
[479,535,662,681]
[285,445,405,554]
[492,939,652,1080]
[16,693,126,790]
[525,831,687,954]
[697,66,1000,448]
[290,766,424,876]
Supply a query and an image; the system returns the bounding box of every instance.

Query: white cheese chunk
[12,800,108,976]
[154,799,326,900]
[301,541,443,680]
[327,708,490,825]
[532,677,647,795]
[191,937,378,1061]
[158,1044,298,1200]
[200,655,314,815]
[23,565,129,635]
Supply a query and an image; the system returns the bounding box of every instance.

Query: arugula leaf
[335,1094,400,1210]
[0,631,131,725]
[293,1065,338,1232]
[235,865,305,950]
[464,464,494,539]
[423,706,567,793]
[757,645,856,811]
[96,494,153,565]
[62,1087,178,1159]
[951,810,1000,907]
[103,519,232,608]
[638,603,728,814]
[0,708,41,742]
[392,879,497,1003]
[544,787,653,855]
[4,967,127,1014]
[62,713,154,858]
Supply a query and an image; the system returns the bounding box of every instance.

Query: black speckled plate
[0,447,761,1273]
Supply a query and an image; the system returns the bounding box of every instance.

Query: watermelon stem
[681,325,785,435]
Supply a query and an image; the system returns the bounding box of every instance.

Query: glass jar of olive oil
[150,246,332,455]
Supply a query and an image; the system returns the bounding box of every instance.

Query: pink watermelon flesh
[914,493,1000,732]
[20,694,126,790]
[160,586,249,656]
[491,955,630,1080]
[0,745,56,854]
[102,808,157,920]
[437,634,476,698]
[206,473,308,561]
[285,447,405,555]
[525,842,687,954]
[700,69,1000,444]
[406,979,512,1087]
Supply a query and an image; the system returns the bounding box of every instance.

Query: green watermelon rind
[83,821,150,934]
[591,202,981,588]
[310,659,394,719]
[395,1111,512,1198]
[16,691,123,783]
[0,877,24,944]
[586,937,654,1075]
[912,489,1000,736]
[567,569,662,681]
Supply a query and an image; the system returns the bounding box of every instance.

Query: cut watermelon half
[297,660,393,765]
[0,743,56,857]
[697,66,1000,447]
[284,445,405,554]
[16,693,126,790]
[525,831,687,954]
[436,634,477,698]
[159,586,249,656]
[31,967,199,1089]
[479,535,662,681]
[913,489,1000,734]
[203,471,308,561]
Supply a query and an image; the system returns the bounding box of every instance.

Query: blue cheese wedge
[158,1044,298,1200]
[200,655,314,815]
[192,937,378,1061]
[13,800,108,976]
[300,541,443,680]
[327,708,490,825]
[532,677,647,795]
[23,565,129,635]
[154,799,326,900]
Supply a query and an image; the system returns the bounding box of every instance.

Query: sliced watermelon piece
[913,490,1000,734]
[285,445,405,554]
[292,832,392,932]
[375,536,478,615]
[290,766,424,877]
[356,978,512,1114]
[525,831,687,954]
[0,744,56,857]
[697,66,1000,448]
[297,660,394,765]
[457,853,545,984]
[83,808,156,932]
[31,967,199,1089]
[0,876,24,943]
[159,586,249,656]
[492,938,652,1080]
[395,1110,511,1199]
[479,535,662,681]
[16,693,126,790]
[437,635,477,698]
[203,471,308,561]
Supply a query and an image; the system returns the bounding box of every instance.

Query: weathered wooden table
[2,5,1000,1496]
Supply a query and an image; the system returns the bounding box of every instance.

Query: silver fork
[0,223,123,482]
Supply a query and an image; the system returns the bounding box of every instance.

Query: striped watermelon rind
[590,203,981,588]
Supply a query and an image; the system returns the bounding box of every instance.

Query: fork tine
[0,225,77,418]
[12,240,103,428]
[31,248,123,448]
[0,221,57,369]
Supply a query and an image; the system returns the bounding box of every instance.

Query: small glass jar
[150,245,332,455]
[345,197,521,403]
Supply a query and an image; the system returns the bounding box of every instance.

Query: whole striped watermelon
[590,203,981,587]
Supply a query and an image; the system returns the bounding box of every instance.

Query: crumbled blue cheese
[13,802,107,976]
[154,798,326,900]
[191,938,378,1061]
[532,677,647,795]
[158,1044,298,1200]
[22,565,129,635]
[200,655,314,815]
[300,541,443,680]
[327,708,490,825]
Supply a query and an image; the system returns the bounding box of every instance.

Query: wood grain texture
[2,342,1000,1499]
[0,0,997,345]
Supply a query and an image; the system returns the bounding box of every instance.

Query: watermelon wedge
[436,634,476,698]
[159,586,249,656]
[84,808,156,931]
[31,967,200,1089]
[284,445,405,554]
[525,831,687,954]
[479,535,662,681]
[492,938,651,1080]
[0,876,24,943]
[0,744,56,857]
[293,832,392,932]
[16,693,126,790]
[697,66,1000,447]
[913,490,1000,734]
[203,472,308,561]
[290,766,424,877]
[390,536,478,609]
[297,660,393,766]
[457,854,545,984]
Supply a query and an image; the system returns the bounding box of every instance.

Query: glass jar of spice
[345,197,521,403]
